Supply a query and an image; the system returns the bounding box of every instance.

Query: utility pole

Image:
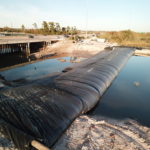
[85,0,88,39]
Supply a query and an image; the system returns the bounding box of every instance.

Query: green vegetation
[21,24,25,32]
[99,30,150,48]
[0,21,78,35]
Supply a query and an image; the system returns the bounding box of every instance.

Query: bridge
[0,35,62,57]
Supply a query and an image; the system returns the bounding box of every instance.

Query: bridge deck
[0,35,62,45]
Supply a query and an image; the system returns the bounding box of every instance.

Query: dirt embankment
[31,39,117,59]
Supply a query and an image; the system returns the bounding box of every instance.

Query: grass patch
[99,30,150,48]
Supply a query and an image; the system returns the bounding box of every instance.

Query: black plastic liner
[0,47,135,149]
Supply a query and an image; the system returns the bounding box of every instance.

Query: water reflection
[0,56,86,81]
[90,56,150,127]
[57,56,84,63]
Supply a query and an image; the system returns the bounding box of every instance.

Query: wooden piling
[31,140,50,150]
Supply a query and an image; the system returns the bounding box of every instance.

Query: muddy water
[90,56,150,127]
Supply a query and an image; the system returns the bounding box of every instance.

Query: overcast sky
[0,0,150,32]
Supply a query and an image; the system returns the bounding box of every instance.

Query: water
[0,56,85,81]
[90,56,150,127]
[1,55,150,127]
[0,53,28,68]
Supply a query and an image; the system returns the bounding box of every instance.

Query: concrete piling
[0,40,57,60]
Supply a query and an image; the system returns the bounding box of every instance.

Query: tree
[55,23,61,34]
[42,21,49,34]
[48,22,55,34]
[66,26,71,34]
[72,26,77,35]
[62,27,66,34]
[33,23,38,29]
[21,24,25,32]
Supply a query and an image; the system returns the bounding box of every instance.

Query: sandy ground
[135,49,150,57]
[31,39,117,59]
[1,115,150,150]
[53,115,150,150]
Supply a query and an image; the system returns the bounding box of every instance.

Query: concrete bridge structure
[0,35,62,57]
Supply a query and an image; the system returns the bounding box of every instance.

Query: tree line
[0,21,78,35]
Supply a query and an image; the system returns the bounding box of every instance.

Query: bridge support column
[25,43,31,61]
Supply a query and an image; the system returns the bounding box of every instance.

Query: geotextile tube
[0,47,135,149]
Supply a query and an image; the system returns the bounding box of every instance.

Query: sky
[0,0,150,32]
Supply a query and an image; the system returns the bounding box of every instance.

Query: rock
[133,81,140,87]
